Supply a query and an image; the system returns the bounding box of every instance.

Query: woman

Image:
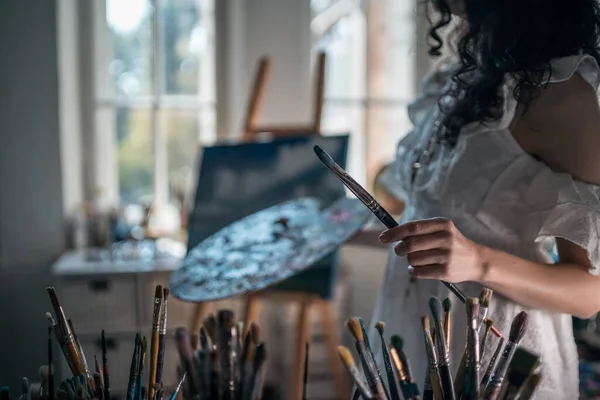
[370,0,600,398]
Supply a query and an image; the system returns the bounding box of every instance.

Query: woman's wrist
[475,243,494,284]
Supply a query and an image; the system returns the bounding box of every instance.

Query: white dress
[370,54,600,399]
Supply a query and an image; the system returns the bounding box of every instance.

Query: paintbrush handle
[453,347,468,398]
[481,337,504,390]
[429,368,443,400]
[422,365,434,400]
[477,308,488,333]
[487,342,517,390]
[155,334,167,387]
[465,326,480,400]
[126,344,140,400]
[380,346,402,400]
[356,342,388,399]
[347,366,374,400]
[438,365,456,400]
[148,331,160,400]
[63,340,87,377]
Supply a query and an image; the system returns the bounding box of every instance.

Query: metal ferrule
[489,341,518,388]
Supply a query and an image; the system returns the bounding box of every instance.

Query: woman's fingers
[379,217,454,243]
[393,231,452,256]
[408,264,446,280]
[404,249,450,266]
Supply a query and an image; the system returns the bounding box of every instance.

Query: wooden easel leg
[190,302,209,335]
[291,301,311,400]
[243,294,261,334]
[319,300,349,400]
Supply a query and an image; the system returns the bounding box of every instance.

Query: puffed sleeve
[535,179,600,276]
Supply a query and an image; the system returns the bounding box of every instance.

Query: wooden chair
[188,52,350,400]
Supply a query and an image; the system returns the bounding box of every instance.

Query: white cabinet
[51,250,194,397]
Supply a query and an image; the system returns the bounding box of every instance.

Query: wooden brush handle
[453,349,468,398]
[64,340,87,376]
[430,369,444,400]
[148,332,160,400]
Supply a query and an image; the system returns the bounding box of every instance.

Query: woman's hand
[378,217,486,283]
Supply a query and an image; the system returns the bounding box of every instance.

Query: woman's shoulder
[516,55,600,186]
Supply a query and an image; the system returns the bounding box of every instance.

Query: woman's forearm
[479,245,600,318]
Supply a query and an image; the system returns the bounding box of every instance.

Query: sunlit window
[311,0,417,188]
[94,0,216,206]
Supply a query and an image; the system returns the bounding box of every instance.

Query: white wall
[0,0,65,394]
[216,0,313,138]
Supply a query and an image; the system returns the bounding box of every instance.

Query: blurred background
[1,0,598,399]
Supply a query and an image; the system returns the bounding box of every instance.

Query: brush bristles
[346,318,364,342]
[466,297,479,307]
[336,346,356,368]
[154,285,163,299]
[163,287,170,300]
[254,343,267,369]
[175,327,187,339]
[466,297,480,319]
[429,296,443,321]
[443,297,452,312]
[217,310,235,327]
[243,332,254,362]
[391,335,403,350]
[479,288,493,308]
[250,322,260,343]
[421,315,430,331]
[203,314,218,342]
[313,145,336,169]
[46,287,61,311]
[509,311,529,343]
[485,318,495,329]
[375,321,385,335]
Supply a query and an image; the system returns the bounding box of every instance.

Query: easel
[188,52,349,400]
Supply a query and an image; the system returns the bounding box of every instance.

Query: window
[311,0,423,188]
[92,0,216,205]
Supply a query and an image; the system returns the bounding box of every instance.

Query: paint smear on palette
[170,197,371,302]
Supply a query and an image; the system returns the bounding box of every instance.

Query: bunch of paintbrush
[175,310,267,400]
[45,287,94,392]
[42,285,173,400]
[337,317,420,400]
[337,294,540,400]
[124,285,172,400]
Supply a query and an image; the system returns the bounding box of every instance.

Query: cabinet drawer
[140,274,194,331]
[58,277,138,334]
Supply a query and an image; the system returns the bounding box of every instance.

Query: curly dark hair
[426,0,600,145]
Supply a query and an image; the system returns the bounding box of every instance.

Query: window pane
[367,103,411,169]
[321,102,367,186]
[381,0,416,100]
[116,108,154,204]
[160,0,215,96]
[164,110,198,205]
[164,107,215,204]
[313,11,366,99]
[106,0,154,97]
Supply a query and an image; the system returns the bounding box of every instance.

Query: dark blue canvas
[186,134,350,298]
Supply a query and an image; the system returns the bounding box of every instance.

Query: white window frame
[58,0,433,213]
[70,0,218,208]
[312,0,434,188]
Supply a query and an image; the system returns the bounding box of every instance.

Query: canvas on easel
[186,134,349,254]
